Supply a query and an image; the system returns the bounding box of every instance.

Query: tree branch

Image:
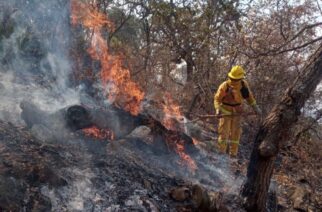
[108,9,134,41]
[316,0,322,15]
[275,36,322,55]
[241,36,322,58]
[243,23,322,58]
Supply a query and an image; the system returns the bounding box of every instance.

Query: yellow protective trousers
[217,115,241,157]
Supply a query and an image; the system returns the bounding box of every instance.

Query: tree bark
[241,44,322,212]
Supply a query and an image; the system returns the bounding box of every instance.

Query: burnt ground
[1,115,320,212]
[274,132,322,211]
[235,117,322,211]
[0,120,181,211]
[0,120,245,212]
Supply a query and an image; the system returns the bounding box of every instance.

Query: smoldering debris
[0,98,245,211]
[0,120,185,211]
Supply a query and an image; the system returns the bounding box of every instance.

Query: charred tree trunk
[241,45,322,212]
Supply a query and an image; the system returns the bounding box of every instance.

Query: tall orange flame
[71,0,144,116]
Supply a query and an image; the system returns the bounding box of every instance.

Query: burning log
[20,100,198,154]
[89,105,144,139]
[65,105,93,130]
[20,100,202,174]
[20,101,92,131]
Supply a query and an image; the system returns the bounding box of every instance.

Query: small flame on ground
[161,94,197,171]
[71,0,144,116]
[175,141,197,173]
[83,126,114,140]
[162,92,184,130]
[192,138,199,145]
[166,134,197,173]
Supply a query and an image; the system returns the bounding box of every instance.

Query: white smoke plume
[0,0,80,125]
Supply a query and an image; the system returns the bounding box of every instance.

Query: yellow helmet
[228,65,245,79]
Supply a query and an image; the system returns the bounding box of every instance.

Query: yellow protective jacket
[214,79,256,114]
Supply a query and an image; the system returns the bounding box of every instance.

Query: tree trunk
[241,45,322,212]
[185,53,194,83]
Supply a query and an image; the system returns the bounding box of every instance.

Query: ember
[83,126,114,140]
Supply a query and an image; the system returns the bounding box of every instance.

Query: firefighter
[214,65,261,157]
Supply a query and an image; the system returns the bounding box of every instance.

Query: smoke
[303,83,322,123]
[0,1,243,203]
[0,0,80,125]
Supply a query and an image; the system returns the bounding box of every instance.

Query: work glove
[216,107,232,116]
[252,105,262,116]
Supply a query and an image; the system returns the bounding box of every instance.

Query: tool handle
[197,113,256,119]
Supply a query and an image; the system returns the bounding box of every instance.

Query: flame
[71,0,196,171]
[175,142,197,172]
[166,134,197,172]
[83,126,114,140]
[71,0,144,116]
[192,138,199,145]
[71,1,113,29]
[162,94,197,172]
[162,92,184,130]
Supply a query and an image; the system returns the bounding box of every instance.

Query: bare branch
[242,36,322,58]
[278,22,322,49]
[244,23,322,58]
[316,0,322,15]
[275,36,322,55]
[108,10,134,41]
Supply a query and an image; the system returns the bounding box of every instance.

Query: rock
[126,126,151,139]
[191,184,228,212]
[143,179,152,190]
[191,184,205,207]
[290,186,308,211]
[170,186,190,201]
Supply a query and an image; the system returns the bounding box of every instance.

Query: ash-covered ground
[0,117,245,211]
